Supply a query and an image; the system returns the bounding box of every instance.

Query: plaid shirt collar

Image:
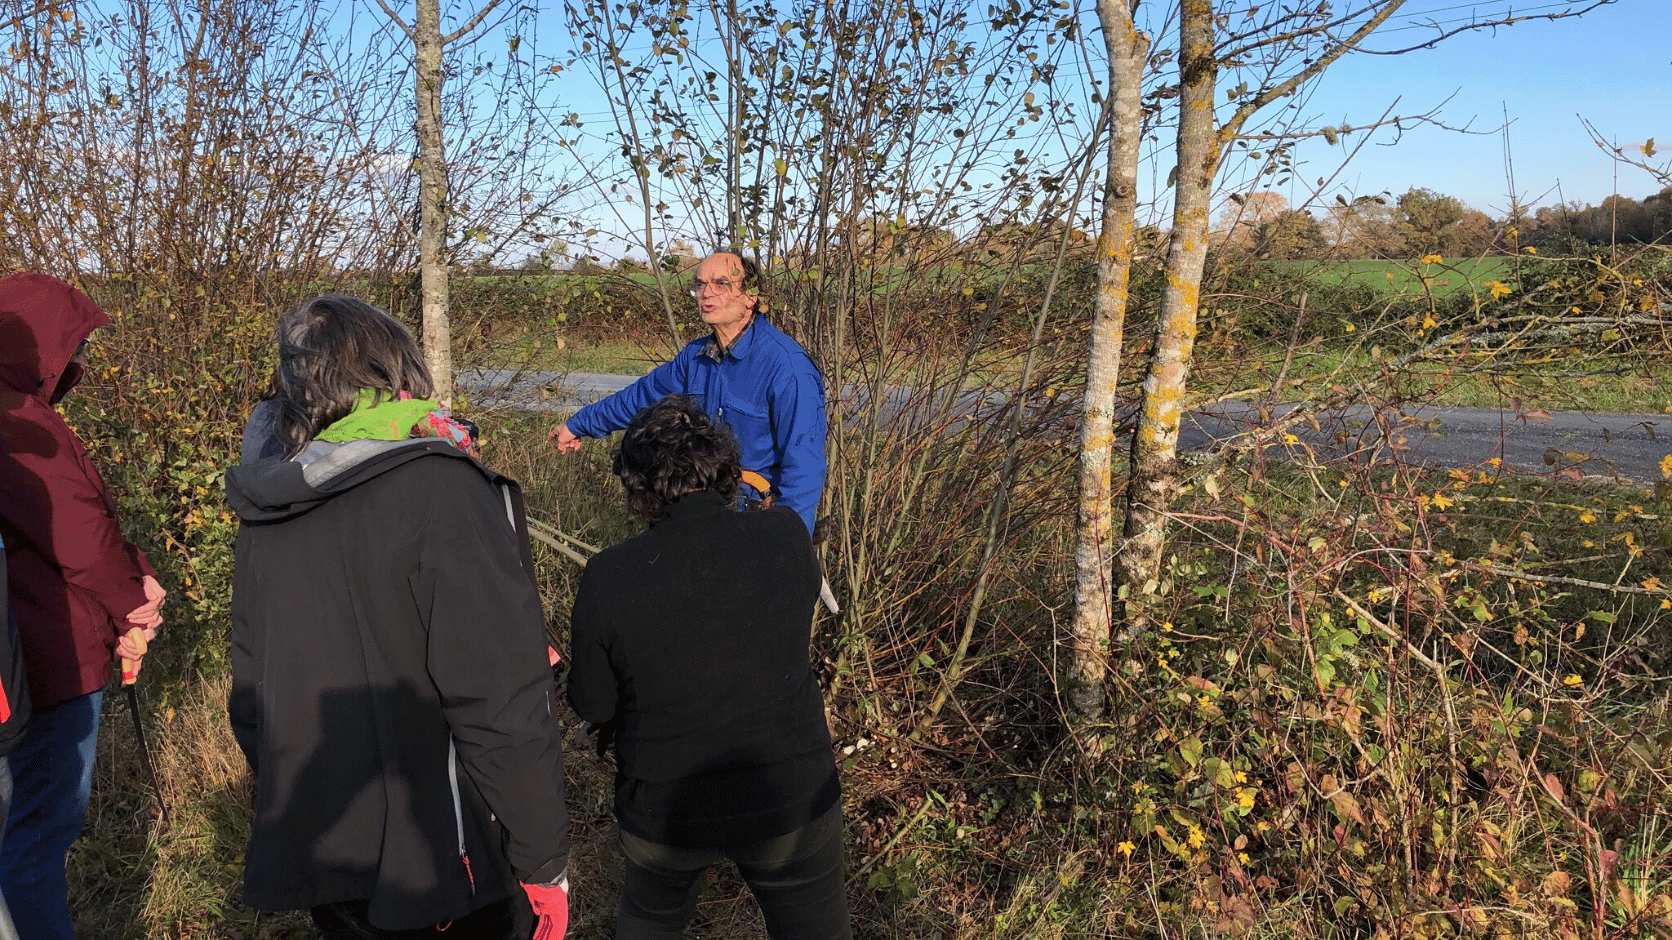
[700,314,757,363]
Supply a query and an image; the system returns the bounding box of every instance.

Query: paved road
[463,368,1672,484]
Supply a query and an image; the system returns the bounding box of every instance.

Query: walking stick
[120,628,170,826]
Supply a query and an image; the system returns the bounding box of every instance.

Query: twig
[853,794,933,879]
[523,515,595,567]
[527,516,601,556]
[1478,564,1667,597]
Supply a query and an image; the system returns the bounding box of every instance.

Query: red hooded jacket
[0,273,154,708]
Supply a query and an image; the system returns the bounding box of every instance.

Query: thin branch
[1478,564,1668,599]
[442,0,512,47]
[372,0,417,42]
[1359,0,1613,55]
[1579,115,1671,187]
[1220,1,1407,143]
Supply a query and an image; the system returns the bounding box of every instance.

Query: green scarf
[316,389,440,443]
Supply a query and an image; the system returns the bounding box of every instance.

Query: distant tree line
[1211,186,1672,261]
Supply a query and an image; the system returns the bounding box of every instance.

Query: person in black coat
[225,295,570,940]
[567,394,851,940]
[0,530,30,938]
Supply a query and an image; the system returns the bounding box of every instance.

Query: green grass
[464,270,668,289]
[1407,363,1672,413]
[1266,256,1520,297]
[491,327,1672,414]
[1208,345,1672,415]
[460,327,684,375]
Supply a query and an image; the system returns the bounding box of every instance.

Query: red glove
[523,877,569,940]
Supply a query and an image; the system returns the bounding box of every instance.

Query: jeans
[0,757,17,940]
[0,691,102,940]
[617,802,852,940]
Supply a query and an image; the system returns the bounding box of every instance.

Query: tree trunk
[1117,0,1218,625]
[1068,0,1148,722]
[415,0,452,404]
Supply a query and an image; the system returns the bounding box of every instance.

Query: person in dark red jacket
[0,272,165,940]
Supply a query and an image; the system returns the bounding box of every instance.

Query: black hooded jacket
[0,534,31,757]
[225,438,568,930]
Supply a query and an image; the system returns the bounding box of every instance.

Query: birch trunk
[1067,0,1148,722]
[414,0,452,404]
[1117,0,1217,623]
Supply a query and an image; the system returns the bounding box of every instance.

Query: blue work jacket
[566,316,828,533]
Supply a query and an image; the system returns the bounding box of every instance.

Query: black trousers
[616,802,852,940]
[311,894,528,940]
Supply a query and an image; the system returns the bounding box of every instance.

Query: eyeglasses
[688,278,743,298]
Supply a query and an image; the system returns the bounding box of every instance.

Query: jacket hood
[226,438,494,523]
[0,273,109,401]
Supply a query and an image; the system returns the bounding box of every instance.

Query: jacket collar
[700,315,761,363]
[659,490,732,523]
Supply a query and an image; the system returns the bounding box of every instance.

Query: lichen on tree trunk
[1067,0,1148,723]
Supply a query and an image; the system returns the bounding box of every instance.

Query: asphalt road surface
[462,368,1672,484]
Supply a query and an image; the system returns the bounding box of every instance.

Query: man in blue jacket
[548,252,828,534]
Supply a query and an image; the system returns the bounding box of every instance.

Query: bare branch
[372,0,417,42]
[1579,115,1671,187]
[442,0,512,47]
[1359,0,1614,56]
[1220,1,1407,143]
[1478,565,1669,598]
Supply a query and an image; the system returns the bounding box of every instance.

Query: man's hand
[522,877,569,940]
[547,423,584,453]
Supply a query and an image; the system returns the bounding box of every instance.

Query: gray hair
[274,295,432,457]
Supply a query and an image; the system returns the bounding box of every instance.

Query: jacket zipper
[447,738,475,895]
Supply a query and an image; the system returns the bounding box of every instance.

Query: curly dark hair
[274,294,432,457]
[612,395,740,524]
[736,254,762,312]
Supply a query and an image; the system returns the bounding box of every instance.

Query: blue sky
[1280,0,1669,214]
[506,0,1663,253]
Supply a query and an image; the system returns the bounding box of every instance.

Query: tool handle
[121,627,148,686]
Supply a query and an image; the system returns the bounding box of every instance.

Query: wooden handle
[121,627,148,686]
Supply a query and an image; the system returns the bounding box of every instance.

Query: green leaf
[1179,734,1203,768]
[1203,757,1236,788]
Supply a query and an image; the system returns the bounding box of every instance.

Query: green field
[1267,256,1521,297]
